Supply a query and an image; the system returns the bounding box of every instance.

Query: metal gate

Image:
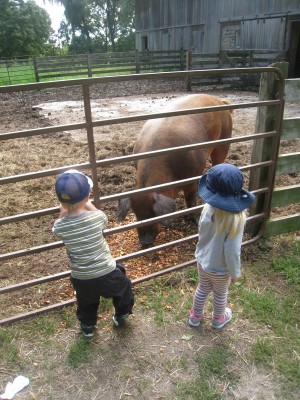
[0,67,286,324]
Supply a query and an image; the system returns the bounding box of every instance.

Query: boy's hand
[59,205,68,218]
[231,277,240,284]
[84,200,98,211]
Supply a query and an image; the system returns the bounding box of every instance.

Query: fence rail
[263,77,300,237]
[0,51,185,85]
[185,50,286,89]
[0,49,286,86]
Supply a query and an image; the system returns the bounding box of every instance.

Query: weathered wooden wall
[135,0,300,54]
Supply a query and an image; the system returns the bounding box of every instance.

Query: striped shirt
[52,210,116,280]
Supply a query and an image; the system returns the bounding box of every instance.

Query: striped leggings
[192,263,231,319]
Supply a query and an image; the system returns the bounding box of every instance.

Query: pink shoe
[188,309,202,327]
[212,307,232,329]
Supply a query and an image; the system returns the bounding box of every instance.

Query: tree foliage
[0,0,135,57]
[55,0,135,53]
[0,0,52,57]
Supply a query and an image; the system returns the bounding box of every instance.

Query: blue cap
[55,169,93,204]
[198,163,255,212]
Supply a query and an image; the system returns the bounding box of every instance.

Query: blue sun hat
[198,163,255,212]
[55,169,93,204]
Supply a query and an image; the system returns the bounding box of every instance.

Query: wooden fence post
[135,50,140,74]
[33,57,39,82]
[185,50,192,91]
[87,53,92,77]
[249,62,288,237]
[180,48,185,70]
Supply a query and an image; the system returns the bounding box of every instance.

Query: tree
[53,0,134,53]
[58,0,94,52]
[93,0,135,51]
[0,0,52,57]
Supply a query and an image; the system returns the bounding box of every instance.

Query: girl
[189,163,255,329]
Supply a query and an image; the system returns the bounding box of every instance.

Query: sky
[34,0,65,32]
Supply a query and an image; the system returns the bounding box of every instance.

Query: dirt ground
[0,78,299,399]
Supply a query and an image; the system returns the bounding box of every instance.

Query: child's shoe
[212,307,232,329]
[80,323,95,338]
[188,309,202,327]
[112,313,129,328]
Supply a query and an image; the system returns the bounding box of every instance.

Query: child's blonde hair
[60,197,88,212]
[214,208,247,239]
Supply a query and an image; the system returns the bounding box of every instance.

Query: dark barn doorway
[288,20,300,78]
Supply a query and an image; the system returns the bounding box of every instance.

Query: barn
[135,0,300,77]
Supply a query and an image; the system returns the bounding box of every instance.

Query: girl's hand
[231,277,240,284]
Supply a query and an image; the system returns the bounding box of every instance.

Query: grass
[140,276,191,324]
[0,233,299,399]
[67,338,92,367]
[250,338,275,365]
[270,240,300,286]
[140,234,300,399]
[238,236,300,398]
[175,343,236,399]
[0,62,36,86]
[0,59,174,86]
[176,378,218,400]
[0,328,20,365]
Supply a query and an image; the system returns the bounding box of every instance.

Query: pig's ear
[117,198,131,220]
[153,193,176,217]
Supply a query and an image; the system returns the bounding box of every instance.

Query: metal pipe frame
[0,67,286,324]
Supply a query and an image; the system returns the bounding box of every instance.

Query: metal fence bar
[82,82,101,208]
[0,219,268,325]
[0,100,280,142]
[0,211,267,298]
[0,131,276,187]
[0,160,272,228]
[0,67,285,93]
[0,187,269,263]
[0,259,196,325]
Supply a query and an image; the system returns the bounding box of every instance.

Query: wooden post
[135,50,140,74]
[33,57,39,83]
[82,84,101,208]
[87,53,92,77]
[180,48,184,71]
[249,62,288,236]
[185,50,192,91]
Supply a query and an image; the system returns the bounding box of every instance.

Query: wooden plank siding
[241,18,286,50]
[135,0,300,75]
[264,77,300,237]
[265,214,300,237]
[285,79,300,101]
[282,118,300,139]
[271,185,300,207]
[185,50,286,89]
[276,153,300,176]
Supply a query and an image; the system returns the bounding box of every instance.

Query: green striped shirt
[52,210,116,280]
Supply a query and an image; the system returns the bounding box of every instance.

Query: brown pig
[118,94,233,246]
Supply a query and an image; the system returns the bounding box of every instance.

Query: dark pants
[70,263,134,326]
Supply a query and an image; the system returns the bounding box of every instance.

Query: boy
[52,169,134,337]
